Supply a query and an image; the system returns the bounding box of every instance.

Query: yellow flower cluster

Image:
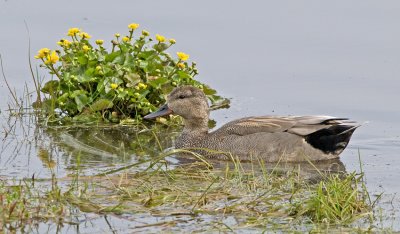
[45,51,59,65]
[67,28,91,39]
[155,34,166,43]
[177,63,185,69]
[177,52,189,61]
[135,82,147,90]
[169,38,176,44]
[57,39,72,48]
[128,23,140,30]
[79,32,91,39]
[35,48,59,65]
[110,83,118,89]
[95,39,104,45]
[35,48,50,59]
[67,28,80,36]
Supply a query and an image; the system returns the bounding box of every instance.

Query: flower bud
[122,36,130,42]
[142,30,150,36]
[128,23,140,30]
[82,45,90,52]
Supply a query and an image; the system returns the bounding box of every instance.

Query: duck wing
[216,115,358,137]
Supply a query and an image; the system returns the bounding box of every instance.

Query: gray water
[1,0,400,232]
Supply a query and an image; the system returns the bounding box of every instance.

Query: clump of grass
[294,172,373,224]
[0,178,69,231]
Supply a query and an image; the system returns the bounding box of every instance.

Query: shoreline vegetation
[31,23,229,124]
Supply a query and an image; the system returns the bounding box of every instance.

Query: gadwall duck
[144,86,359,162]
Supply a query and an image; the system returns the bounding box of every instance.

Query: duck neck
[182,117,209,137]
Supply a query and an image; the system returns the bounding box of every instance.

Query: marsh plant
[34,23,227,123]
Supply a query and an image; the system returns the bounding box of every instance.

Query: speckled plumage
[144,86,359,162]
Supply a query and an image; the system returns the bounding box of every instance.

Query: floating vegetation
[33,23,229,123]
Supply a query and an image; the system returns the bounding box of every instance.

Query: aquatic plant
[34,23,228,123]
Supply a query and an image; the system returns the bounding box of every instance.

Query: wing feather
[214,115,355,137]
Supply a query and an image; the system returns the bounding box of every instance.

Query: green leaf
[78,55,88,65]
[85,67,95,76]
[202,85,217,95]
[96,51,106,62]
[148,77,169,89]
[76,74,92,83]
[177,71,192,79]
[72,90,89,112]
[123,73,141,87]
[123,54,134,66]
[113,54,125,64]
[72,112,102,122]
[139,61,148,70]
[139,51,156,60]
[209,97,230,110]
[41,80,59,94]
[89,99,114,112]
[105,51,121,62]
[153,43,169,52]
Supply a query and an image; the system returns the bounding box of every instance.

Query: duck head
[144,86,210,125]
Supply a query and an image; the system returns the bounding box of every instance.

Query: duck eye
[178,94,186,99]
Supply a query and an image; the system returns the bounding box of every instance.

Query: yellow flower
[96,66,102,71]
[82,45,90,52]
[35,48,50,59]
[128,23,139,30]
[155,34,166,43]
[169,38,176,44]
[142,30,150,36]
[95,39,104,45]
[122,36,130,42]
[177,52,189,61]
[177,63,186,69]
[115,33,120,38]
[57,39,71,48]
[110,83,118,89]
[44,51,59,65]
[79,32,91,39]
[156,117,168,124]
[67,28,81,36]
[135,82,147,90]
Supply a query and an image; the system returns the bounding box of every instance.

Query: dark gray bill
[144,103,173,119]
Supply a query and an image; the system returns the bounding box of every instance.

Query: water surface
[1,0,400,232]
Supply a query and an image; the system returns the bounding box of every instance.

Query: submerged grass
[0,177,69,231]
[1,151,379,232]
